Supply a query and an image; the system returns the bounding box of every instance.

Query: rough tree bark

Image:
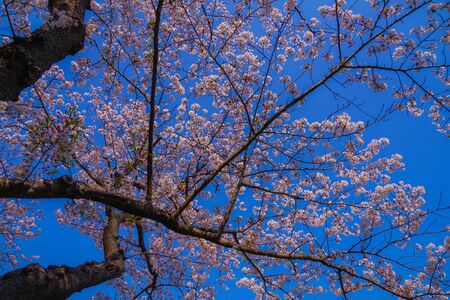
[0,178,126,298]
[0,213,124,300]
[0,0,90,102]
[0,248,124,300]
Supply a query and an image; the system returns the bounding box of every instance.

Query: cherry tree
[0,0,449,299]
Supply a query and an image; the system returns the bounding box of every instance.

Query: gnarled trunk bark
[0,0,90,102]
[0,259,123,300]
[0,208,124,300]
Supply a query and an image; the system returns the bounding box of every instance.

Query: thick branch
[0,0,90,101]
[0,261,120,300]
[0,176,356,261]
[0,176,157,219]
[0,176,424,298]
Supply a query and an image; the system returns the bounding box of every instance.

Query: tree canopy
[0,0,449,299]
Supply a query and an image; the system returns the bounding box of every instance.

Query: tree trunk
[0,207,125,300]
[0,259,123,300]
[0,0,90,102]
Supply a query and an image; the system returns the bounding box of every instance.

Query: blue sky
[2,1,449,299]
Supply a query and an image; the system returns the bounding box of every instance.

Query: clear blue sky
[2,1,449,299]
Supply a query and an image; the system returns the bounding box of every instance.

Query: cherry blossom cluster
[0,0,448,298]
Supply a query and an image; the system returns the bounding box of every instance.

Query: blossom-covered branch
[0,0,449,298]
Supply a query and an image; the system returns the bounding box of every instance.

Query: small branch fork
[133,223,159,299]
